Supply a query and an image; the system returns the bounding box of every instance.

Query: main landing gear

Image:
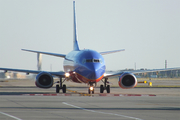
[56,77,66,93]
[100,78,110,93]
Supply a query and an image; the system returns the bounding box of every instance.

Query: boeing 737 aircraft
[0,1,180,94]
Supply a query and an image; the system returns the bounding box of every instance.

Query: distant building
[0,72,5,78]
[0,72,27,79]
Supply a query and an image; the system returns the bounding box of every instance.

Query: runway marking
[22,93,156,97]
[62,102,143,120]
[67,89,92,96]
[0,111,22,120]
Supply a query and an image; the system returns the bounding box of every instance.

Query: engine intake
[35,72,54,88]
[118,72,137,89]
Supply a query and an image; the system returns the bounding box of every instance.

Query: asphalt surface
[0,79,180,120]
[0,94,179,120]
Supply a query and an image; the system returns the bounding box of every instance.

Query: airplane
[0,1,180,94]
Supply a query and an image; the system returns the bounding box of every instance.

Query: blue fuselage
[63,49,106,83]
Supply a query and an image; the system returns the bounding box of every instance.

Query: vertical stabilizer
[73,1,80,51]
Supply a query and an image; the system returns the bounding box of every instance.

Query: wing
[100,49,125,55]
[0,68,65,77]
[22,49,66,58]
[128,67,180,74]
[104,67,180,78]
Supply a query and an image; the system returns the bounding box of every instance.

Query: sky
[0,0,180,71]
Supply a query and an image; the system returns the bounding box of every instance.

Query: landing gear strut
[100,78,110,93]
[56,77,66,93]
[88,82,94,94]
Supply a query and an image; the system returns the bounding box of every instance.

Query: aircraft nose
[86,64,105,80]
[88,70,98,80]
[88,64,99,72]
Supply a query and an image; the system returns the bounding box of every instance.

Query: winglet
[73,1,80,51]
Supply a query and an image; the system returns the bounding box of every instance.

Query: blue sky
[0,0,180,71]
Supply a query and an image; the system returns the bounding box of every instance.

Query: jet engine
[35,72,54,88]
[118,72,137,89]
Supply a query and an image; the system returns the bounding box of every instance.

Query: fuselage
[63,49,106,83]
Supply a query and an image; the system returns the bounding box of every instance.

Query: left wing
[104,67,180,78]
[0,68,65,77]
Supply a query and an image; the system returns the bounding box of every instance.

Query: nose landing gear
[88,86,94,94]
[88,82,95,94]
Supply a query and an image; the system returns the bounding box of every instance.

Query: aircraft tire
[56,85,60,93]
[62,84,66,93]
[100,85,104,93]
[107,85,110,93]
[88,88,91,94]
[92,89,94,94]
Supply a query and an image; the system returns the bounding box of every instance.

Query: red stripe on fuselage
[70,72,104,83]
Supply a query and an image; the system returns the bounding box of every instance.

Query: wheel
[88,88,91,94]
[107,85,110,93]
[100,85,104,93]
[56,85,60,93]
[92,89,94,94]
[62,84,66,93]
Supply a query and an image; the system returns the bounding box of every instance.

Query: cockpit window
[93,59,100,63]
[83,59,101,63]
[86,59,93,62]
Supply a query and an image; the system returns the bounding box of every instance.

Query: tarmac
[0,79,179,120]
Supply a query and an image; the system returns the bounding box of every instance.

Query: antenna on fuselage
[73,1,80,51]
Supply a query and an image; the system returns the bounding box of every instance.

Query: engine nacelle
[118,72,137,89]
[35,72,54,88]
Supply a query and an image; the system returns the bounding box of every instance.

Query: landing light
[65,73,70,77]
[90,86,94,91]
[104,73,107,76]
[7,76,10,79]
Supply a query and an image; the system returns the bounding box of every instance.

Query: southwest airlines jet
[0,1,179,94]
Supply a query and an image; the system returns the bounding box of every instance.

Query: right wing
[22,49,66,58]
[100,49,125,55]
[104,67,180,78]
[0,68,65,77]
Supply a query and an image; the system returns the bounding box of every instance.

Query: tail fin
[73,1,80,51]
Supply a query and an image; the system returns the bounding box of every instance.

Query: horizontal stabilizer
[100,49,125,55]
[22,49,66,58]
